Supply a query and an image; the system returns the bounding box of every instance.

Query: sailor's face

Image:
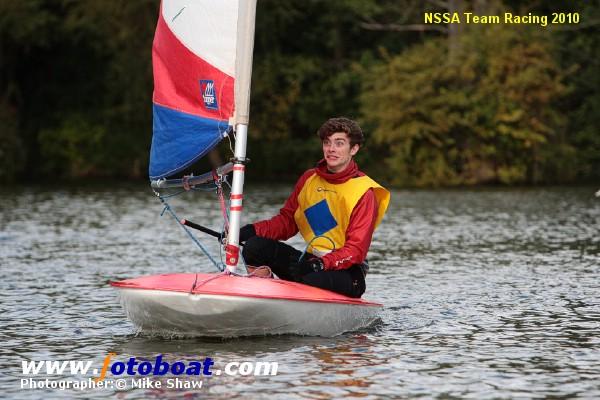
[322,132,359,173]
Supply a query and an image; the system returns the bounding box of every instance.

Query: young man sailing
[238,117,389,298]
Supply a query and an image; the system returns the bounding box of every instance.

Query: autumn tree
[361,25,568,186]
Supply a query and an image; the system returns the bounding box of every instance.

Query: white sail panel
[162,0,238,77]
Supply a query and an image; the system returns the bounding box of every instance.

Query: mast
[225,0,257,272]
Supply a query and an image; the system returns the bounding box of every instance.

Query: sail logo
[199,80,218,110]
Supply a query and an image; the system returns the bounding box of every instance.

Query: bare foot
[246,266,272,278]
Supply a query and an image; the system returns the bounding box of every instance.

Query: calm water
[1,183,599,399]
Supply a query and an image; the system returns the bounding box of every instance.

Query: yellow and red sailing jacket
[294,173,389,256]
[254,160,390,270]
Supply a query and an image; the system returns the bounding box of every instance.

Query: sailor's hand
[239,224,256,243]
[220,224,256,245]
[289,256,324,281]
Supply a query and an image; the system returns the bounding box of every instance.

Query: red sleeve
[253,169,315,241]
[321,189,378,271]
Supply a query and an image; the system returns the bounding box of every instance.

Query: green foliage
[553,0,600,182]
[0,0,57,47]
[0,0,156,181]
[248,138,322,181]
[38,114,106,178]
[361,26,569,186]
[0,101,24,182]
[250,0,383,141]
[0,0,598,186]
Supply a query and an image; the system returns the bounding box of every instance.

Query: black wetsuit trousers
[242,236,366,298]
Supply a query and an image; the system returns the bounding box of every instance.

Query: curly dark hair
[317,117,364,147]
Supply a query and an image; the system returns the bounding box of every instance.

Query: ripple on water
[1,184,599,398]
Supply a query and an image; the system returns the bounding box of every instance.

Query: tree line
[1,0,598,186]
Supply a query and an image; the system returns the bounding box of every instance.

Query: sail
[149,0,239,179]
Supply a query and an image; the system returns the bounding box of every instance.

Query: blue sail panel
[149,104,228,179]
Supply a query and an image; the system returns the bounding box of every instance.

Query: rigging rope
[214,172,230,232]
[153,171,251,274]
[158,195,225,272]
